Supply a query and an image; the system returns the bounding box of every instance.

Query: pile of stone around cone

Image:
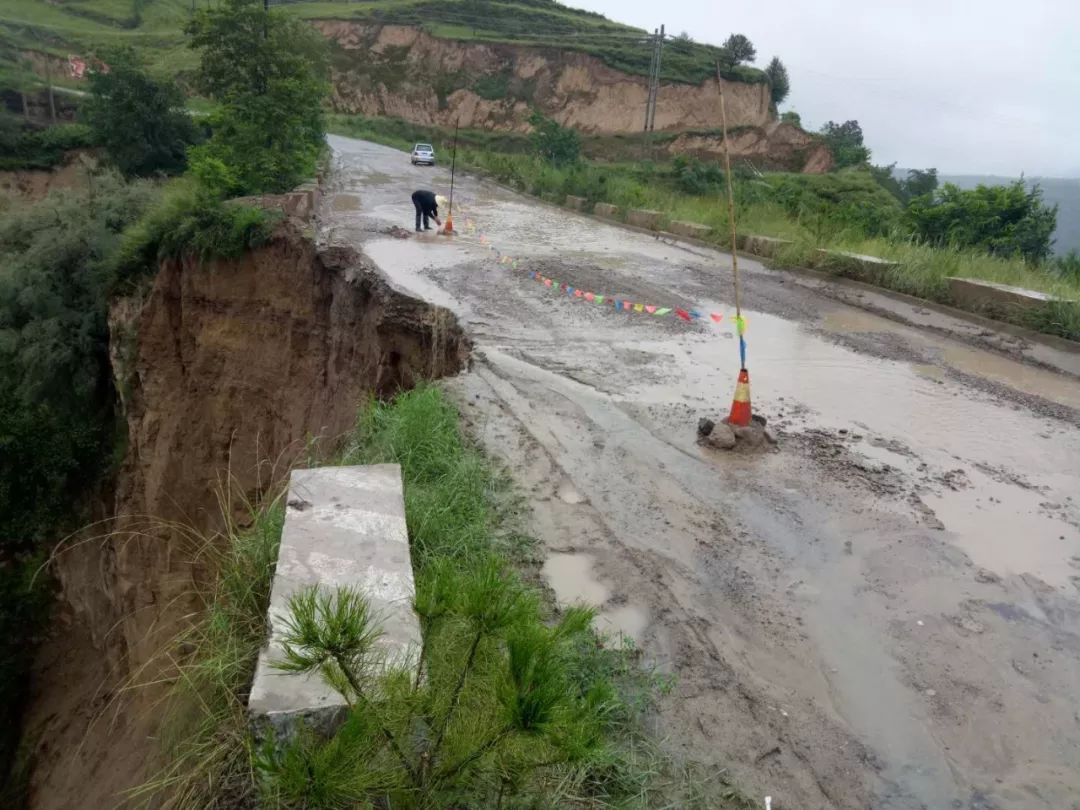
[697,414,778,451]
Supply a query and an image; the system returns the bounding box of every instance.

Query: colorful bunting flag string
[456,206,746,333]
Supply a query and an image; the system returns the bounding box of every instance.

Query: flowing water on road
[323,135,1080,809]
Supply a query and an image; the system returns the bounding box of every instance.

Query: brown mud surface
[323,135,1080,810]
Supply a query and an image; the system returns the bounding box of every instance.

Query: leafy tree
[820,119,871,168]
[904,168,938,199]
[676,31,693,43]
[906,180,1057,263]
[764,56,790,105]
[722,34,756,65]
[186,0,329,196]
[82,47,199,178]
[780,110,802,127]
[528,111,580,165]
[869,162,903,200]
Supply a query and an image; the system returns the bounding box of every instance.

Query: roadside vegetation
[135,385,753,809]
[329,113,1080,342]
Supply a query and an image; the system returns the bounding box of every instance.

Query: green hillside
[0,0,763,91]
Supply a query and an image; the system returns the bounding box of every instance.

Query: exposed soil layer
[23,215,469,809]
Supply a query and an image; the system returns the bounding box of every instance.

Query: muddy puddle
[542,552,649,642]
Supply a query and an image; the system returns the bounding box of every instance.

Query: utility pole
[648,24,664,133]
[643,28,658,133]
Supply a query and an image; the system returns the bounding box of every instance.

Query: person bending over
[411,189,442,232]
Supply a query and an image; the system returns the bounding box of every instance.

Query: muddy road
[321,135,1080,809]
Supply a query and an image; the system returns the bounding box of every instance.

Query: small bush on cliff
[108,177,275,292]
[186,0,330,196]
[0,113,95,171]
[529,111,580,166]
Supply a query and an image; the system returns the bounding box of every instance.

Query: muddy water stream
[324,135,1080,809]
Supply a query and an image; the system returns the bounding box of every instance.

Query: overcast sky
[569,0,1080,177]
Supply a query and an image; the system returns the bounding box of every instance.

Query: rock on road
[321,135,1080,809]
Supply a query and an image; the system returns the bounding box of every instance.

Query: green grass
[137,386,754,808]
[1,0,763,87]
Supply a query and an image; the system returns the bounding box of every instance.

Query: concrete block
[565,195,587,211]
[668,220,711,240]
[946,277,1072,314]
[817,249,899,275]
[742,234,793,258]
[626,209,662,230]
[248,464,420,740]
[594,202,618,219]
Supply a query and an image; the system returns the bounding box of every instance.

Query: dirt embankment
[666,123,834,172]
[0,149,96,203]
[22,207,469,809]
[319,22,770,134]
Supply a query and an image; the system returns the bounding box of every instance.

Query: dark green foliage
[529,111,580,165]
[1052,250,1080,282]
[764,56,790,105]
[906,180,1058,263]
[872,164,940,204]
[764,169,904,237]
[471,70,510,101]
[904,168,938,200]
[108,179,274,293]
[0,114,94,171]
[721,33,756,64]
[0,173,155,794]
[780,110,802,127]
[672,154,725,196]
[820,119,871,169]
[82,46,199,178]
[186,0,329,195]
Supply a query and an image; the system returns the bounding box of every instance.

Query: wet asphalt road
[321,135,1080,810]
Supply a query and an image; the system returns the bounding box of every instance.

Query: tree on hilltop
[764,56,790,105]
[820,119,871,168]
[722,34,756,65]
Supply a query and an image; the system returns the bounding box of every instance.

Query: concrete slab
[248,464,420,739]
[668,220,712,239]
[947,277,1072,313]
[626,209,662,230]
[565,195,587,211]
[741,234,793,258]
[594,202,618,219]
[817,249,899,274]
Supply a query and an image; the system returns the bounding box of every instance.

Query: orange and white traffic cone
[727,368,752,427]
[442,214,454,235]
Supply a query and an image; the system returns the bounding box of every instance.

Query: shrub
[528,111,580,165]
[906,180,1058,263]
[108,179,275,292]
[820,119,871,169]
[0,114,95,171]
[82,46,200,178]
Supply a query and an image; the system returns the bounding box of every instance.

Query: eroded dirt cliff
[319,22,772,134]
[22,206,469,809]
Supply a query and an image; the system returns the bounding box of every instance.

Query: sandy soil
[321,135,1080,810]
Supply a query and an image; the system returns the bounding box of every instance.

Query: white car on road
[411,143,436,166]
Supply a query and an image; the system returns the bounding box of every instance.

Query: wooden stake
[716,61,742,320]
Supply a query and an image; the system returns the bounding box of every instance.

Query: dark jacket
[412,189,438,217]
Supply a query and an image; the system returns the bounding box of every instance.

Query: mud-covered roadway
[321,135,1080,810]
